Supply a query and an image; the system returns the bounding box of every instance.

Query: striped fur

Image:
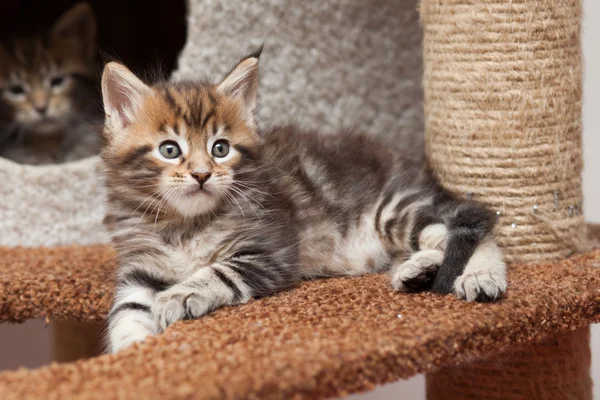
[0,3,102,164]
[102,52,507,353]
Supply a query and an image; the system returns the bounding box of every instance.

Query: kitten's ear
[102,62,151,131]
[50,2,97,60]
[217,48,262,120]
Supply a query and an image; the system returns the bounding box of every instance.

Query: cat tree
[0,0,598,398]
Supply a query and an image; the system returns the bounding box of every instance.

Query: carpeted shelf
[0,233,598,399]
[0,245,115,322]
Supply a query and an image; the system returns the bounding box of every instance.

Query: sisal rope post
[421,0,591,398]
[422,0,585,264]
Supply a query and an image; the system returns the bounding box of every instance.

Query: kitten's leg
[390,221,448,292]
[152,265,249,332]
[454,237,506,302]
[375,192,446,292]
[417,202,506,301]
[152,254,295,332]
[390,249,444,292]
[431,201,506,301]
[107,268,172,353]
[382,194,506,302]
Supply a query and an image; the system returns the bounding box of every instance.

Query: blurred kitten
[0,2,103,165]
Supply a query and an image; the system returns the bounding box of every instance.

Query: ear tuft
[101,62,150,131]
[50,2,97,59]
[217,49,262,120]
[246,44,264,60]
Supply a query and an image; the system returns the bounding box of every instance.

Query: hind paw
[454,269,506,302]
[391,250,444,292]
[454,240,506,302]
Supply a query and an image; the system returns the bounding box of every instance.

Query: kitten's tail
[432,200,498,294]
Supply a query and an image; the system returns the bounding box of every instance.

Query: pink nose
[191,172,211,186]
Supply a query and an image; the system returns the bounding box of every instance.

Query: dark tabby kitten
[0,2,102,164]
[102,51,507,353]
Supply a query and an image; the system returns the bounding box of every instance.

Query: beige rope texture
[422,0,585,264]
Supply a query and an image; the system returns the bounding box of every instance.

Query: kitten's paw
[454,238,507,302]
[109,331,151,353]
[454,269,506,302]
[391,250,444,292]
[153,288,213,332]
[108,317,154,353]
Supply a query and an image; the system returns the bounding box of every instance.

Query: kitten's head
[0,2,99,136]
[101,51,262,218]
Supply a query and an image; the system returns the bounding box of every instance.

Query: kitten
[0,2,102,165]
[102,51,507,353]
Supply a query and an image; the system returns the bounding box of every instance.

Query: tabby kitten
[102,51,507,353]
[0,2,102,164]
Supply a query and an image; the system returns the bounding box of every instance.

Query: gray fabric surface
[0,157,108,247]
[0,0,423,247]
[175,0,424,146]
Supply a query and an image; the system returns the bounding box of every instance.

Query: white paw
[108,318,154,353]
[391,249,444,292]
[152,288,213,332]
[109,330,151,353]
[454,269,506,302]
[454,238,507,302]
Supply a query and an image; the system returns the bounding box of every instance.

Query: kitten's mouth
[28,118,64,136]
[186,186,211,197]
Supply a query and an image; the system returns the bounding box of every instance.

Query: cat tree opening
[0,0,187,78]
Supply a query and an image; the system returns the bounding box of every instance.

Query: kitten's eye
[7,85,24,96]
[211,140,230,158]
[50,76,67,88]
[159,141,181,159]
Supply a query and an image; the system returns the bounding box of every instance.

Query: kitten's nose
[191,172,211,187]
[32,91,48,115]
[34,105,47,114]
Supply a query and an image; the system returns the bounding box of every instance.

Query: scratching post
[421,0,590,398]
[423,0,585,264]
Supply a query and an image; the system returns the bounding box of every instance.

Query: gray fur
[104,56,507,353]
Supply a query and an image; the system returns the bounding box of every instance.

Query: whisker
[232,182,272,197]
[230,185,267,212]
[129,187,168,218]
[227,186,262,218]
[154,186,178,228]
[140,186,172,220]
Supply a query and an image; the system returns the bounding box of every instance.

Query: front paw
[152,288,213,332]
[110,330,151,353]
[109,324,153,353]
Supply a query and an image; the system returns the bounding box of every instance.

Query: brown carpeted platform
[0,242,599,399]
[0,245,115,323]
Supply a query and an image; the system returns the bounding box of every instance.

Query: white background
[0,1,598,398]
